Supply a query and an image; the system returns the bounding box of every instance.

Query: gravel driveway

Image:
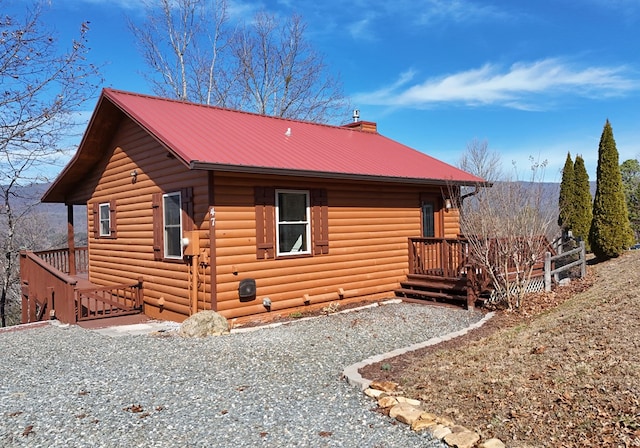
[1,301,483,447]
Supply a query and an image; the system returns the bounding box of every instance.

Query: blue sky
[10,0,640,182]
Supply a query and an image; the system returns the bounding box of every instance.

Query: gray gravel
[1,301,483,447]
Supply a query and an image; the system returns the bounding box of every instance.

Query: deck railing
[76,279,143,321]
[20,249,143,324]
[35,246,88,275]
[20,250,78,324]
[408,237,470,277]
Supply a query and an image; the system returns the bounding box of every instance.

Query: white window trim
[275,189,311,257]
[99,202,111,237]
[163,192,183,259]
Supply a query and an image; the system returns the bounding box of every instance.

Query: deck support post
[67,205,76,276]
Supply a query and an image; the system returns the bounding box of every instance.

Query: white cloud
[58,0,141,10]
[414,0,512,25]
[354,58,639,110]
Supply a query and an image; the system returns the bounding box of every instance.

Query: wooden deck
[19,248,143,325]
[395,237,489,309]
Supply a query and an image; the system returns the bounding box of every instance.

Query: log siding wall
[79,118,212,321]
[212,173,460,320]
[76,116,462,322]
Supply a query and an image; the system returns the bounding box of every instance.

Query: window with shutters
[92,199,116,239]
[254,187,328,259]
[99,203,111,237]
[163,192,183,259]
[152,188,194,261]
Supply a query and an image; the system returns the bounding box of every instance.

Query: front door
[420,195,442,238]
[422,201,435,237]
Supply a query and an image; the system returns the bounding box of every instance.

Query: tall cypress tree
[558,152,575,232]
[620,158,640,242]
[589,120,634,259]
[573,155,592,249]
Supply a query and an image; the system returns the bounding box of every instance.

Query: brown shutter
[152,192,163,261]
[109,199,117,238]
[181,187,194,233]
[312,189,329,255]
[92,202,99,239]
[254,186,275,259]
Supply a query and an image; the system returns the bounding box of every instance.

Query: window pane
[164,194,181,226]
[278,192,307,221]
[279,223,307,253]
[165,227,182,257]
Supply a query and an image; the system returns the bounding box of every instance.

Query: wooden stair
[395,273,472,309]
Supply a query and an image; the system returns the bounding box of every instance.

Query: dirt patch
[360,251,640,447]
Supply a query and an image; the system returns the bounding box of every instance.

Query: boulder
[389,403,423,425]
[479,438,506,448]
[179,310,229,337]
[444,430,480,448]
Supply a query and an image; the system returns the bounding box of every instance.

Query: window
[152,188,193,261]
[276,189,311,256]
[254,187,328,259]
[99,203,111,237]
[163,192,183,259]
[92,199,116,239]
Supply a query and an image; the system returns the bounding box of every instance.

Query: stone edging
[342,311,495,390]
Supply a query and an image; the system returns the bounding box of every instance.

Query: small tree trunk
[1,287,6,327]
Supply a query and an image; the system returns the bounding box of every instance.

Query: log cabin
[19,88,485,325]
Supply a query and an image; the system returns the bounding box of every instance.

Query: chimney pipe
[353,109,360,123]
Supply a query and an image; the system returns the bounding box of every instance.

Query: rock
[436,415,456,427]
[364,388,385,399]
[369,380,399,393]
[430,424,452,440]
[396,396,421,406]
[179,310,229,337]
[444,430,480,448]
[419,412,438,422]
[450,424,471,433]
[389,403,423,425]
[377,396,398,408]
[411,419,438,432]
[479,438,506,448]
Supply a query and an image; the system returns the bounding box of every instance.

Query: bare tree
[229,12,347,122]
[457,158,556,310]
[130,0,233,105]
[458,138,503,182]
[0,2,100,326]
[130,1,348,122]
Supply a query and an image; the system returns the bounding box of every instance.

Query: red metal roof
[104,89,482,184]
[43,89,483,203]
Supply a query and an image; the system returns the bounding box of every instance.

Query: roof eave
[189,161,481,186]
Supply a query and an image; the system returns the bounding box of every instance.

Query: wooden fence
[544,240,586,292]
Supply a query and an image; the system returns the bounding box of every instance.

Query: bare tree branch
[130,3,349,122]
[0,1,101,326]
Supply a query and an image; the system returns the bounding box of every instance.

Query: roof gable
[43,88,482,203]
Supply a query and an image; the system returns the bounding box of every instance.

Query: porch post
[67,205,76,276]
